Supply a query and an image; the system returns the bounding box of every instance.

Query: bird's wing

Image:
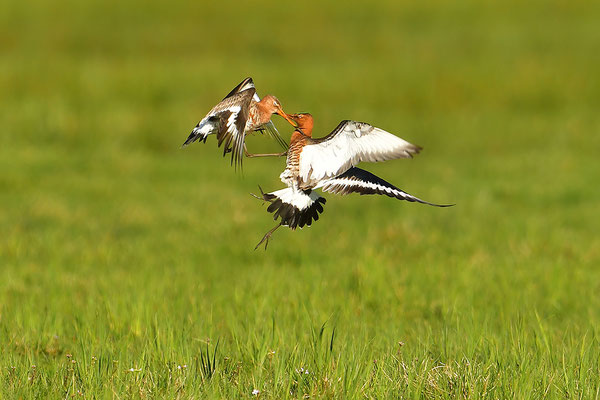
[222,77,287,156]
[260,121,290,151]
[222,77,255,100]
[317,167,452,207]
[209,88,255,168]
[298,121,421,185]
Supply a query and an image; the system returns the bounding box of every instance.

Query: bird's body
[183,77,295,168]
[255,113,451,248]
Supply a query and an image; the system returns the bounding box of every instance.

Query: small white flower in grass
[252,389,260,396]
[296,367,310,375]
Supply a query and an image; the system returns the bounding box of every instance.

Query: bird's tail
[258,187,326,230]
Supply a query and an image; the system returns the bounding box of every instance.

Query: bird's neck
[254,100,273,125]
[291,128,311,144]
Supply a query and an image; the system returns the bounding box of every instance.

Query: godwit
[254,113,452,249]
[182,77,296,168]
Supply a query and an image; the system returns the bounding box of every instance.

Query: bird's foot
[250,185,267,201]
[254,223,282,251]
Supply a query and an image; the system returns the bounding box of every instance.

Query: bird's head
[260,95,296,127]
[288,113,314,137]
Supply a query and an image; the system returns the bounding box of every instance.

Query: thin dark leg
[254,222,283,251]
[246,152,287,158]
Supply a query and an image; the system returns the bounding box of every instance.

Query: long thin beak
[276,110,297,128]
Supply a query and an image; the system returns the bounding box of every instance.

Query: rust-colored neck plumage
[290,113,314,142]
[290,130,305,144]
[254,96,278,125]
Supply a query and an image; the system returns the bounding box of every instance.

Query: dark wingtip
[406,144,422,158]
[423,201,455,208]
[182,128,204,147]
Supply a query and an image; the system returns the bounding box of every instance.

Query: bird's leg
[246,151,287,158]
[244,144,287,158]
[254,222,283,251]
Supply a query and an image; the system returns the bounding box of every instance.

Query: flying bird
[254,113,452,249]
[183,77,296,169]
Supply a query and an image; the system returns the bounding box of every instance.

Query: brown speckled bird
[183,77,296,169]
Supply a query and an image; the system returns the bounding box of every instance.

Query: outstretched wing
[317,167,452,207]
[298,121,421,186]
[209,88,255,168]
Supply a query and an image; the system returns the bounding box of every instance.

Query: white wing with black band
[316,167,452,207]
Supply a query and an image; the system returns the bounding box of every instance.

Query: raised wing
[229,78,286,150]
[209,88,255,168]
[317,167,452,207]
[184,77,286,168]
[223,77,255,100]
[298,121,421,186]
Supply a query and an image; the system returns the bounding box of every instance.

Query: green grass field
[2,0,600,398]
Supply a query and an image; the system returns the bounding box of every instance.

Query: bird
[182,77,296,169]
[254,113,452,249]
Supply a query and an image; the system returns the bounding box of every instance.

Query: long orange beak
[276,110,298,128]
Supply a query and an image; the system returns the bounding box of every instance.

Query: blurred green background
[1,0,599,398]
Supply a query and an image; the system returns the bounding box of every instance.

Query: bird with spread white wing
[254,113,452,249]
[182,77,296,169]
